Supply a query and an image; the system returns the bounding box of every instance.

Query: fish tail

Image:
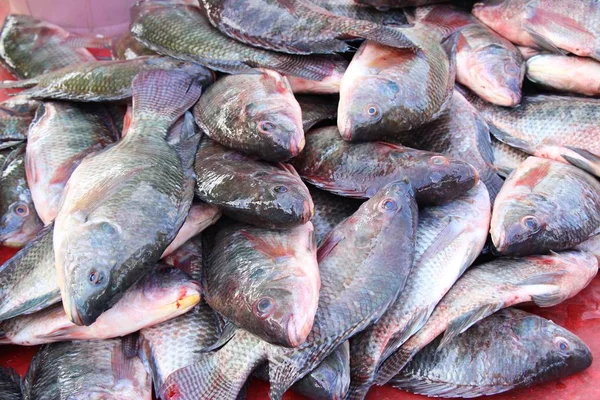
[373,347,416,386]
[268,55,339,82]
[61,34,113,49]
[349,22,420,51]
[0,78,38,89]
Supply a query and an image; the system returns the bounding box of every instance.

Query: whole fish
[202,220,319,347]
[347,182,490,400]
[22,337,152,400]
[0,56,213,101]
[53,71,202,326]
[0,265,201,345]
[389,308,592,397]
[467,93,600,177]
[0,144,43,247]
[198,0,418,55]
[491,135,528,175]
[25,102,118,225]
[337,29,455,141]
[131,1,341,81]
[387,90,503,201]
[308,185,362,244]
[309,0,408,24]
[0,367,21,400]
[491,157,600,256]
[194,70,304,161]
[194,139,314,228]
[0,107,31,149]
[527,54,600,96]
[376,250,598,383]
[287,55,348,94]
[473,0,600,61]
[0,14,95,79]
[297,95,339,132]
[292,126,478,205]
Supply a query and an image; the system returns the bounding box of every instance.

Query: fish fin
[390,375,502,398]
[496,166,514,178]
[60,34,113,49]
[199,321,237,353]
[523,26,567,55]
[25,151,39,185]
[112,340,136,382]
[35,324,77,340]
[268,358,301,400]
[349,22,420,51]
[380,307,433,363]
[0,367,22,396]
[374,346,417,386]
[488,125,535,154]
[417,217,464,267]
[429,33,458,121]
[438,302,504,349]
[531,288,568,308]
[0,78,37,89]
[517,269,567,286]
[317,230,345,263]
[48,145,104,185]
[260,55,340,82]
[240,231,292,260]
[0,140,25,150]
[277,162,302,180]
[301,176,367,198]
[122,333,141,358]
[562,147,600,177]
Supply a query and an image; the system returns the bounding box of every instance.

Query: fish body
[112,31,157,60]
[491,135,528,175]
[287,56,348,94]
[0,108,31,150]
[309,0,408,24]
[297,95,339,132]
[308,185,362,244]
[527,54,600,96]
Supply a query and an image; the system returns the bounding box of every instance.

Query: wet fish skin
[0,96,41,115]
[308,185,362,244]
[527,54,600,96]
[491,135,528,176]
[297,95,339,133]
[389,308,592,398]
[0,107,31,149]
[202,220,320,347]
[347,181,490,400]
[23,337,152,400]
[0,14,95,79]
[112,31,157,60]
[357,0,450,7]
[287,55,348,94]
[194,69,304,161]
[492,157,600,256]
[0,367,21,400]
[194,139,314,229]
[0,144,44,247]
[292,126,478,206]
[309,0,408,25]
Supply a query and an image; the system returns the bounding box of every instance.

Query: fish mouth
[285,313,313,348]
[491,228,507,254]
[65,299,86,326]
[301,200,314,224]
[158,291,201,315]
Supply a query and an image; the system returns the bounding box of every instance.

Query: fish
[0,14,95,79]
[473,0,600,61]
[347,181,491,400]
[376,250,598,384]
[388,308,592,397]
[194,69,304,161]
[292,126,478,205]
[466,92,600,177]
[0,144,44,247]
[0,367,21,400]
[22,337,152,400]
[25,102,118,225]
[0,95,41,115]
[491,135,528,176]
[0,56,214,102]
[194,139,314,228]
[356,0,450,8]
[491,157,600,256]
[527,54,600,96]
[287,56,348,94]
[0,107,32,149]
[61,31,157,60]
[576,235,600,264]
[308,185,362,244]
[309,0,408,25]
[297,95,339,132]
[337,28,455,141]
[130,1,342,81]
[202,220,319,347]
[198,0,418,55]
[517,45,542,60]
[162,181,418,399]
[386,90,503,201]
[53,71,203,326]
[0,264,201,345]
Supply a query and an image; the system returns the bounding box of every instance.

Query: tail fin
[61,34,113,49]
[373,346,416,386]
[0,78,38,89]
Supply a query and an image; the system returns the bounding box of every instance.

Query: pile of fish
[0,0,598,399]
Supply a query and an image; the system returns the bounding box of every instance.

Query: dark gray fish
[0,107,31,149]
[309,0,408,24]
[297,95,339,132]
[0,367,21,400]
[308,184,362,244]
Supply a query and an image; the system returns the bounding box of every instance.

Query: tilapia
[0,95,41,115]
[389,308,592,397]
[492,157,600,256]
[0,107,31,149]
[473,0,600,61]
[309,0,408,24]
[0,144,44,247]
[53,71,202,326]
[287,56,348,94]
[0,367,21,400]
[491,135,528,175]
[62,31,157,60]
[308,185,362,244]
[202,220,319,347]
[131,1,341,81]
[527,54,600,96]
[347,181,490,400]
[0,14,95,79]
[194,70,304,161]
[25,102,118,225]
[293,126,478,205]
[194,139,314,228]
[22,337,152,400]
[0,56,213,101]
[376,250,598,384]
[298,95,339,132]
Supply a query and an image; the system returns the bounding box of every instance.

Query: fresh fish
[376,250,598,384]
[297,95,339,132]
[467,93,600,177]
[292,126,478,205]
[357,0,450,7]
[0,144,44,247]
[389,308,592,397]
[473,0,600,61]
[491,157,600,256]
[194,69,304,161]
[0,96,41,115]
[287,56,348,94]
[0,265,201,345]
[131,1,342,81]
[198,0,418,55]
[309,0,408,25]
[0,56,213,101]
[386,90,503,201]
[194,139,314,228]
[308,185,362,244]
[337,28,455,141]
[491,135,528,176]
[53,71,202,326]
[25,102,118,225]
[527,54,600,96]
[22,337,152,400]
[202,220,319,347]
[0,367,21,400]
[0,107,31,149]
[0,14,95,79]
[62,31,157,60]
[347,181,490,399]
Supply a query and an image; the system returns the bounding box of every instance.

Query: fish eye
[365,104,380,117]
[430,156,448,166]
[258,121,276,134]
[88,269,106,286]
[554,337,570,352]
[521,216,540,232]
[274,185,288,194]
[253,296,276,319]
[379,197,398,212]
[161,266,178,274]
[14,203,29,217]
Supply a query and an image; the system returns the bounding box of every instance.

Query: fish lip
[286,314,302,347]
[66,300,86,326]
[301,200,314,224]
[492,229,507,253]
